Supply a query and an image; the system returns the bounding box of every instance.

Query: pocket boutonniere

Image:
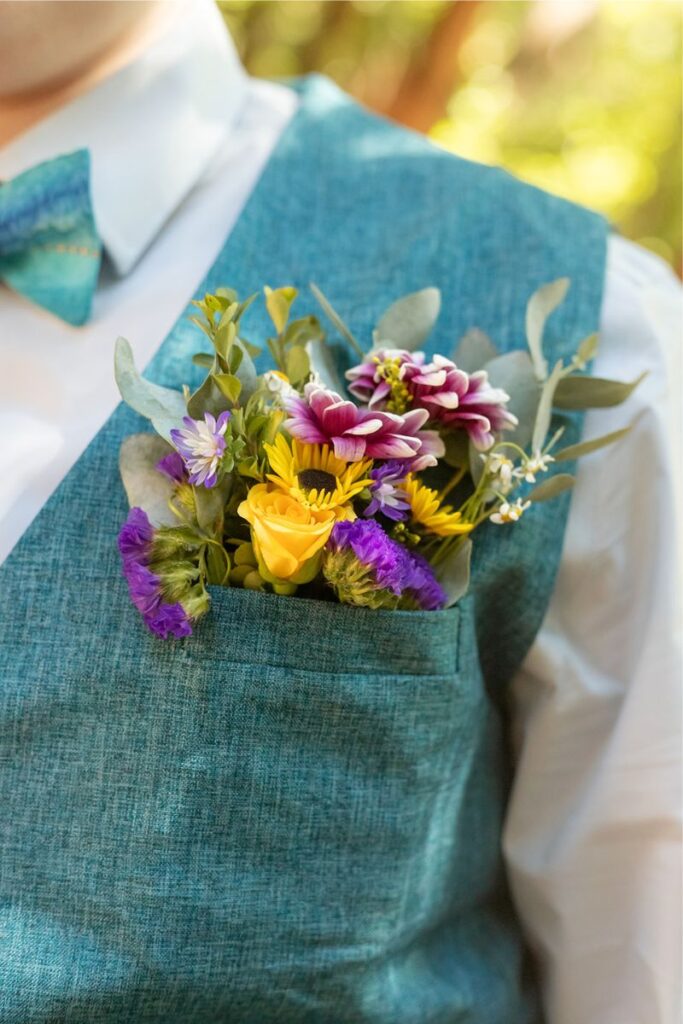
[114,279,642,637]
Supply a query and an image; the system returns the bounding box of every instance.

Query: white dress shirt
[0,2,680,1021]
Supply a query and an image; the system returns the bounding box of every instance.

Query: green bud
[180,585,211,621]
[234,542,256,566]
[243,570,265,591]
[229,564,253,586]
[272,581,297,596]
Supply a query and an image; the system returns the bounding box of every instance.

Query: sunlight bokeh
[219,0,682,273]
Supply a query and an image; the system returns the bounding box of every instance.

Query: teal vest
[0,77,607,1023]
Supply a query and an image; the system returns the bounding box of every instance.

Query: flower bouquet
[114,280,642,637]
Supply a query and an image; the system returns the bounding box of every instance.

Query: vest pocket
[146,587,484,1009]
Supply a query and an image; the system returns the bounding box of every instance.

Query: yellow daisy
[264,435,373,516]
[404,474,474,537]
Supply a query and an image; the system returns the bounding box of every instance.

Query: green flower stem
[438,465,467,502]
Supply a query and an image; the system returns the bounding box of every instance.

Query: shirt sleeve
[503,235,682,1024]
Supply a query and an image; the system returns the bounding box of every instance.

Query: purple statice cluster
[325,519,445,611]
[117,507,192,639]
[346,349,517,451]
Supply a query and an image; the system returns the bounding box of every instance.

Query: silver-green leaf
[531,359,564,455]
[452,328,499,373]
[527,473,575,502]
[306,338,347,394]
[436,537,472,608]
[554,424,632,462]
[575,332,599,367]
[310,282,363,357]
[114,337,187,443]
[484,349,540,449]
[554,372,647,409]
[119,434,178,526]
[374,287,441,351]
[526,278,570,381]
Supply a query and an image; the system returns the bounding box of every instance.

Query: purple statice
[346,350,517,451]
[401,548,447,612]
[364,461,409,522]
[284,382,443,468]
[117,507,192,639]
[324,519,445,611]
[117,506,154,564]
[170,411,230,488]
[156,450,188,484]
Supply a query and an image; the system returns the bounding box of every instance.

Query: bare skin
[0,1,175,147]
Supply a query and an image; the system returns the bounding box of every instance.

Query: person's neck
[0,6,173,150]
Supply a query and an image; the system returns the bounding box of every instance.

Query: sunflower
[404,474,474,537]
[264,435,373,516]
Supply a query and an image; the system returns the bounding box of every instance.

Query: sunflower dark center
[297,469,338,495]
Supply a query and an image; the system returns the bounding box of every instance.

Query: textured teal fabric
[0,77,607,1022]
[0,149,101,325]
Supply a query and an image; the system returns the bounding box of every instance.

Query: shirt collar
[0,0,248,276]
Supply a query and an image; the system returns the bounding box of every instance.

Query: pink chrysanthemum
[284,383,443,468]
[346,349,517,451]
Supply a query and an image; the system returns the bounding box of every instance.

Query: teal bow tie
[0,149,102,326]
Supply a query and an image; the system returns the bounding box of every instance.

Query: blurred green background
[219,0,682,275]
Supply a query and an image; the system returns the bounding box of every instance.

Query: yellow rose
[237,483,337,583]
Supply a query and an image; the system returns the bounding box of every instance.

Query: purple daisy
[347,350,517,451]
[284,383,443,468]
[170,411,230,488]
[364,461,410,522]
[117,507,192,639]
[324,519,446,611]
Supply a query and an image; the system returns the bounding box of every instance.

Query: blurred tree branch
[381,1,481,132]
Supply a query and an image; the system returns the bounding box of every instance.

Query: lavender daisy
[170,411,230,488]
[323,519,445,611]
[364,461,410,522]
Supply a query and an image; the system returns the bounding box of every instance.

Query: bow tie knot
[0,149,102,326]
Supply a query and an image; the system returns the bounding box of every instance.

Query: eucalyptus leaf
[554,424,632,462]
[233,338,258,400]
[531,360,564,455]
[285,345,311,386]
[264,285,298,335]
[436,538,472,608]
[194,477,232,534]
[484,349,540,449]
[374,287,441,351]
[526,278,570,381]
[306,338,347,394]
[452,328,498,373]
[310,282,363,357]
[468,441,485,486]
[213,373,242,404]
[214,319,236,361]
[575,332,599,367]
[554,372,647,409]
[119,434,178,527]
[527,473,575,502]
[187,367,228,420]
[228,345,243,375]
[442,430,469,468]
[284,315,325,348]
[114,337,186,443]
